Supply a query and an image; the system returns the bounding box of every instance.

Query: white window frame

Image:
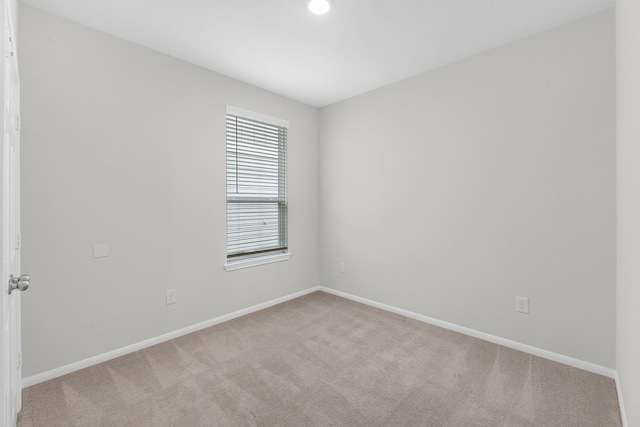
[224,106,291,271]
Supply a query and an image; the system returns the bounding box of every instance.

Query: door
[1,1,24,426]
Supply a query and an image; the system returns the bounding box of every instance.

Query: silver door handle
[9,274,29,294]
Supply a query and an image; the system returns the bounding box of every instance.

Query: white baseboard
[614,371,628,427]
[318,287,617,379]
[23,284,618,394]
[22,286,322,388]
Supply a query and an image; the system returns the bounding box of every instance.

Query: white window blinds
[226,107,288,262]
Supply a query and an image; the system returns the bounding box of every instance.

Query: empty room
[0,0,638,425]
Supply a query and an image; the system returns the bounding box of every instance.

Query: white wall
[320,11,616,368]
[616,0,640,424]
[19,5,320,377]
[9,0,17,38]
[19,4,618,381]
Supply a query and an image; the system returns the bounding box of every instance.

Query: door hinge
[15,233,21,250]
[17,351,21,370]
[15,114,20,131]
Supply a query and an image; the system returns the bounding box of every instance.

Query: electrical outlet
[339,262,345,273]
[516,296,529,314]
[166,289,177,305]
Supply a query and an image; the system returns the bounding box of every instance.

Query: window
[225,106,290,270]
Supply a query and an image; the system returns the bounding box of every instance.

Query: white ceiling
[20,0,614,107]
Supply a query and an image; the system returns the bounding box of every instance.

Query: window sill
[224,253,291,272]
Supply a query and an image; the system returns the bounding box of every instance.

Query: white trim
[22,286,321,388]
[615,371,628,427]
[226,105,290,128]
[224,252,291,272]
[23,285,618,394]
[317,287,616,378]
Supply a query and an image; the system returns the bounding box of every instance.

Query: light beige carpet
[18,291,621,426]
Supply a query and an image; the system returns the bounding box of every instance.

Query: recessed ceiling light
[308,0,331,15]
